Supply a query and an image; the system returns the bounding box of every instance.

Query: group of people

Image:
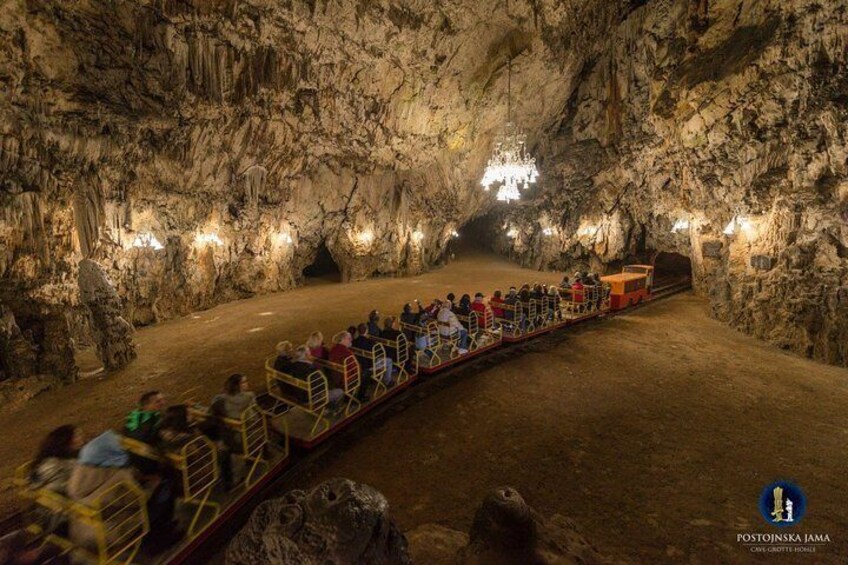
[25,374,263,557]
[559,271,606,311]
[272,315,401,413]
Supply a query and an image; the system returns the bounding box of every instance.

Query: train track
[1,278,694,562]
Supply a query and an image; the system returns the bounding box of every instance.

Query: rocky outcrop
[226,478,410,565]
[78,259,135,370]
[406,486,605,565]
[492,0,848,366]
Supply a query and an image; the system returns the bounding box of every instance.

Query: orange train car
[601,264,654,310]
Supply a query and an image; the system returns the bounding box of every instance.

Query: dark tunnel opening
[653,251,693,283]
[302,242,342,284]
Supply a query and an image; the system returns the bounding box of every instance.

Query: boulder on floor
[226,478,410,565]
[407,486,605,565]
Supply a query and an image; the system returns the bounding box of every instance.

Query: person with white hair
[437,300,469,354]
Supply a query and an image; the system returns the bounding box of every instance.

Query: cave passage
[302,242,342,284]
[653,251,692,283]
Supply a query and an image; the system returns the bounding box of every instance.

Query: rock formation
[0,0,845,403]
[226,478,410,565]
[490,0,848,367]
[406,486,605,565]
[78,259,135,370]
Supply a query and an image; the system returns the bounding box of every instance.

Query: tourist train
[12,265,687,564]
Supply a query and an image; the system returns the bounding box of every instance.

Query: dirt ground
[3,251,847,563]
[289,295,848,563]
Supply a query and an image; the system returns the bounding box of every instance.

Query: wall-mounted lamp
[131,232,164,250]
[506,228,518,239]
[577,225,599,237]
[542,227,554,236]
[412,230,424,242]
[355,230,374,245]
[196,232,223,246]
[671,219,690,233]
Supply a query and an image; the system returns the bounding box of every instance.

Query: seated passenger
[289,345,319,378]
[518,284,532,304]
[329,331,355,366]
[273,341,294,372]
[328,331,359,398]
[29,425,84,536]
[306,331,329,360]
[367,310,382,338]
[446,293,456,311]
[347,325,359,339]
[437,301,469,354]
[559,275,570,288]
[210,374,257,455]
[470,292,491,328]
[125,391,165,446]
[30,425,83,495]
[160,404,234,492]
[571,276,585,303]
[456,294,472,317]
[353,323,395,384]
[210,374,256,421]
[489,290,506,319]
[548,285,562,320]
[69,430,179,551]
[424,298,441,318]
[532,284,545,301]
[400,301,432,351]
[381,316,402,341]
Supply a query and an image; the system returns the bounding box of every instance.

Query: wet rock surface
[226,478,410,565]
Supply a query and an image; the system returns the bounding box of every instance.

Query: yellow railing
[15,463,148,565]
[350,342,389,399]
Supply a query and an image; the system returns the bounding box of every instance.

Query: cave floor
[3,252,848,563]
[288,295,848,563]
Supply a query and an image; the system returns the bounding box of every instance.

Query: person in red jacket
[470,292,491,328]
[328,331,356,391]
[489,290,506,319]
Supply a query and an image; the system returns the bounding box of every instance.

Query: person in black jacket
[367,310,382,338]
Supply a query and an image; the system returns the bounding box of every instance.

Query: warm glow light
[450,229,459,238]
[275,232,293,245]
[356,231,374,245]
[412,230,424,242]
[723,217,737,236]
[577,225,599,237]
[131,232,164,250]
[671,219,690,233]
[506,228,518,238]
[542,227,554,236]
[196,232,223,246]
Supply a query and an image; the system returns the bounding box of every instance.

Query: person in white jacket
[437,301,469,354]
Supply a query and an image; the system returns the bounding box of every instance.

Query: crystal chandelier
[481,58,539,202]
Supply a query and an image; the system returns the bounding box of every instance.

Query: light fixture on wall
[274,232,293,246]
[131,232,164,250]
[412,230,424,242]
[671,218,690,233]
[577,225,599,237]
[480,57,538,203]
[542,227,554,236]
[355,230,374,245]
[450,229,460,238]
[506,228,518,239]
[196,232,223,246]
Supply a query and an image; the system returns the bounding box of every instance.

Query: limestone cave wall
[494,0,848,366]
[0,0,622,401]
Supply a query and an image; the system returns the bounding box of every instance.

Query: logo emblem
[759,481,806,527]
